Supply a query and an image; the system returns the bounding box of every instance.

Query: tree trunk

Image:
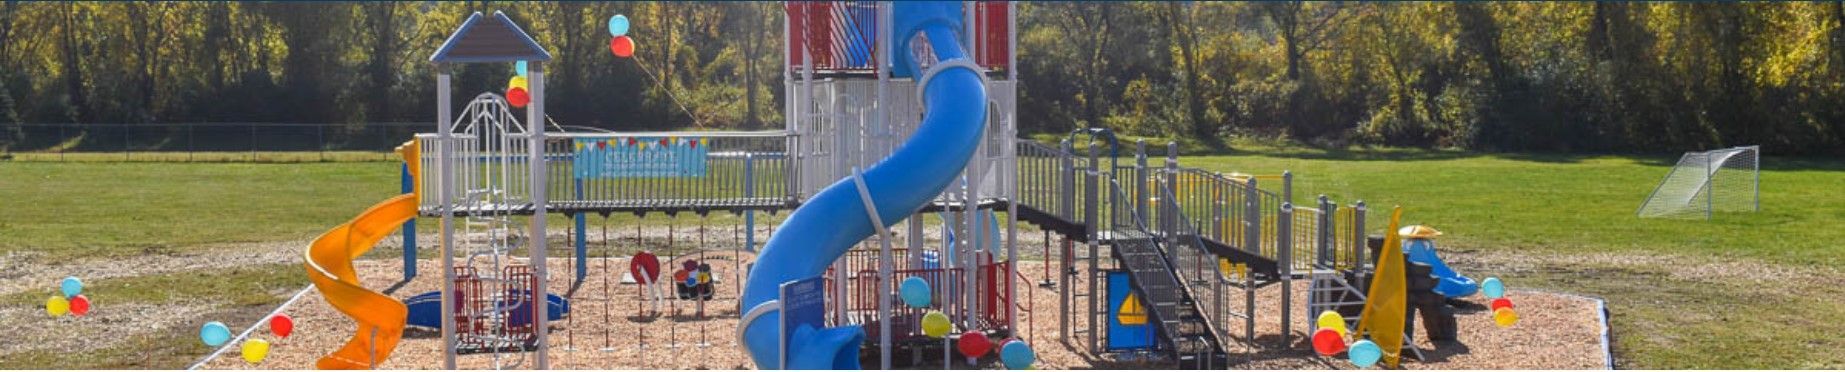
[59,4,87,123]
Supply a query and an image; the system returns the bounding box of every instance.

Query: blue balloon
[1348,339,1382,368]
[200,321,232,347]
[1482,277,1506,299]
[515,60,528,78]
[608,15,630,37]
[899,276,931,308]
[1000,340,1035,370]
[685,276,698,288]
[60,276,83,298]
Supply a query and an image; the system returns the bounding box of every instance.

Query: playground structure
[301,3,1431,370]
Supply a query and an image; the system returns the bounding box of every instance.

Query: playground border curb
[185,284,316,370]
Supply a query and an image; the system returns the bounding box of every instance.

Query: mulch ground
[200,257,1607,370]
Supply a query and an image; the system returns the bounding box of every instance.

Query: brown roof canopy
[429,11,552,64]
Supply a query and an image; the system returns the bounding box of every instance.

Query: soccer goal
[1637,146,1760,219]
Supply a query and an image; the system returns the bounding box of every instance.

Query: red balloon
[506,87,530,108]
[1490,298,1514,311]
[610,36,635,58]
[270,313,295,338]
[630,251,660,284]
[957,331,993,358]
[69,295,91,317]
[1312,328,1347,356]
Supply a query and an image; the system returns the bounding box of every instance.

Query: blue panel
[572,137,709,178]
[1106,271,1155,350]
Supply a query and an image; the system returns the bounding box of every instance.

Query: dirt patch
[0,240,305,297]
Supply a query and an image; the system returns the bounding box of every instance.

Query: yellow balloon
[46,296,70,317]
[509,76,529,91]
[921,311,951,338]
[1493,308,1519,328]
[241,338,271,364]
[1316,310,1348,336]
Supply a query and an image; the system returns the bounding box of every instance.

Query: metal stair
[1104,174,1229,369]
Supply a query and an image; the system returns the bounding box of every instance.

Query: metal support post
[1278,203,1293,348]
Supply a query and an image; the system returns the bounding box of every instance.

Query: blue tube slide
[1403,238,1479,298]
[738,3,986,369]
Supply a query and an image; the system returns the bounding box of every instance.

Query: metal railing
[547,132,794,212]
[1151,174,1232,354]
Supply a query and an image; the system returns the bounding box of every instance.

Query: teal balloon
[1348,339,1382,368]
[1482,277,1506,299]
[899,276,931,308]
[201,321,232,347]
[1000,340,1035,370]
[60,276,83,298]
[608,15,630,37]
[514,60,528,78]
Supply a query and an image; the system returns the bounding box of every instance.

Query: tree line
[2,2,1841,155]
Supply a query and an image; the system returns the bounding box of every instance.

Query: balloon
[1348,339,1382,368]
[201,321,232,347]
[1493,308,1519,328]
[270,314,294,338]
[682,260,698,272]
[1490,298,1514,312]
[673,269,690,284]
[999,339,1036,370]
[608,14,630,37]
[1312,328,1347,356]
[1316,310,1348,336]
[610,36,635,58]
[684,275,698,288]
[958,331,993,359]
[696,271,711,284]
[69,295,91,317]
[61,276,83,298]
[899,276,932,308]
[241,338,270,364]
[921,311,951,338]
[514,60,529,78]
[506,87,530,108]
[45,296,69,317]
[508,76,528,91]
[1482,277,1505,299]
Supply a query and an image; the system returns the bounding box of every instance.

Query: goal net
[1637,146,1759,219]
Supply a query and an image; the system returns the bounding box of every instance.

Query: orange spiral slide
[303,141,419,369]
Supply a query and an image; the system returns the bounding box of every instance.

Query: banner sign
[573,136,708,178]
[780,275,827,367]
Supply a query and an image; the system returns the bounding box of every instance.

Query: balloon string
[629,53,709,128]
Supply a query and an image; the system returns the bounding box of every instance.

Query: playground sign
[779,275,826,368]
[1106,271,1154,350]
[573,137,708,178]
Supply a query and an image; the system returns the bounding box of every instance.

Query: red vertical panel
[786,2,806,68]
[810,1,835,69]
[980,1,1010,70]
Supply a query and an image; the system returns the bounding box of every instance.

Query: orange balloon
[610,36,635,58]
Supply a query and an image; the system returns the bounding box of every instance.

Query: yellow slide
[303,141,419,369]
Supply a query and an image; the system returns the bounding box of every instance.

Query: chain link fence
[2,123,434,162]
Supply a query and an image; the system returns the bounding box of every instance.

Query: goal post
[1637,146,1760,219]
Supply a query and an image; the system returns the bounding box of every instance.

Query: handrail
[1152,177,1231,349]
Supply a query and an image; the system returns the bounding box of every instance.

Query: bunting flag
[1357,206,1408,368]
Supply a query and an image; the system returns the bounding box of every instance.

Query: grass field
[2,146,1842,368]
